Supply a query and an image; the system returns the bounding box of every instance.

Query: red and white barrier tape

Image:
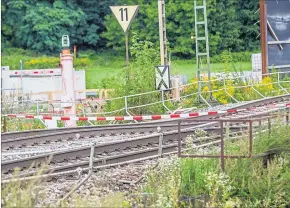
[10,69,61,76]
[5,102,290,121]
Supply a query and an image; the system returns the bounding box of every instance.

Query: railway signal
[155,65,171,90]
[110,5,139,66]
[62,35,70,48]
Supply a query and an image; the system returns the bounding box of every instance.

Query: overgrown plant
[102,33,171,115]
[134,123,290,207]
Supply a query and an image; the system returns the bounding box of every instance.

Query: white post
[61,49,76,127]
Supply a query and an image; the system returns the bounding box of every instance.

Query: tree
[101,0,260,58]
[2,0,86,53]
[1,0,261,56]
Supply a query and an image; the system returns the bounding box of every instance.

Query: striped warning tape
[4,102,290,121]
[10,69,60,75]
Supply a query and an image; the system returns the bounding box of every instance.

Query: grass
[85,59,251,88]
[133,121,290,207]
[1,50,252,88]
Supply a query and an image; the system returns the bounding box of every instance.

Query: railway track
[2,95,290,180]
[2,94,289,149]
[1,121,206,150]
[1,126,246,175]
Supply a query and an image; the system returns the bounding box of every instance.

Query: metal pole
[158,0,167,65]
[20,60,24,108]
[36,100,39,115]
[89,145,95,168]
[249,121,253,158]
[260,0,268,75]
[60,145,94,203]
[178,121,181,157]
[268,118,271,135]
[220,121,225,171]
[125,31,129,66]
[3,116,7,133]
[203,0,211,92]
[157,127,163,157]
[161,90,171,113]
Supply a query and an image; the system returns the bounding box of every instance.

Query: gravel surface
[2,99,288,207]
[34,159,158,207]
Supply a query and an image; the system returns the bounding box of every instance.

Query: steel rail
[2,130,247,181]
[2,114,287,182]
[1,126,270,183]
[1,125,248,174]
[2,94,289,141]
[1,106,286,174]
[1,122,208,150]
[1,96,289,175]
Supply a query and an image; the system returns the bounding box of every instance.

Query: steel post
[125,31,129,66]
[260,0,268,75]
[89,145,95,169]
[124,96,130,116]
[20,60,24,108]
[36,100,39,115]
[220,121,225,171]
[158,0,167,65]
[178,121,181,157]
[249,121,253,157]
[158,132,163,157]
[268,118,271,135]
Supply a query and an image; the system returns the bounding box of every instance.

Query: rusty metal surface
[177,115,288,171]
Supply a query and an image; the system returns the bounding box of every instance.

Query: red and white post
[61,48,76,127]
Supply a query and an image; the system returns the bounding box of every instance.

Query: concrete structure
[60,49,76,127]
[1,68,86,101]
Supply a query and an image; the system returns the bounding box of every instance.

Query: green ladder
[194,0,212,106]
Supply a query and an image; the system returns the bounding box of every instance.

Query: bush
[2,47,91,70]
[102,33,167,115]
[134,123,290,208]
[24,57,59,69]
[211,51,254,63]
[74,58,90,68]
[1,47,37,56]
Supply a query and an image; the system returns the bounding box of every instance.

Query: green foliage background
[1,0,260,56]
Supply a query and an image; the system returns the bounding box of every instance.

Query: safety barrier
[2,71,290,118]
[4,102,290,121]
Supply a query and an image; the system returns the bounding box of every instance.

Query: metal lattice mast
[194,0,211,103]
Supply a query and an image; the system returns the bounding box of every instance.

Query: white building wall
[1,68,86,101]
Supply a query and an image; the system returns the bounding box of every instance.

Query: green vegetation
[2,0,259,57]
[1,47,252,88]
[131,122,290,207]
[2,122,289,207]
[2,39,289,130]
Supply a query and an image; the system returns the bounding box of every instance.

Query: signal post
[61,35,76,127]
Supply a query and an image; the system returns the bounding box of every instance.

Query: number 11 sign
[110,5,139,32]
[110,5,139,66]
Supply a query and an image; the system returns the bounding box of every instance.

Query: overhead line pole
[260,0,268,75]
[158,0,167,65]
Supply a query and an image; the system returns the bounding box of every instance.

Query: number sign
[110,5,139,32]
